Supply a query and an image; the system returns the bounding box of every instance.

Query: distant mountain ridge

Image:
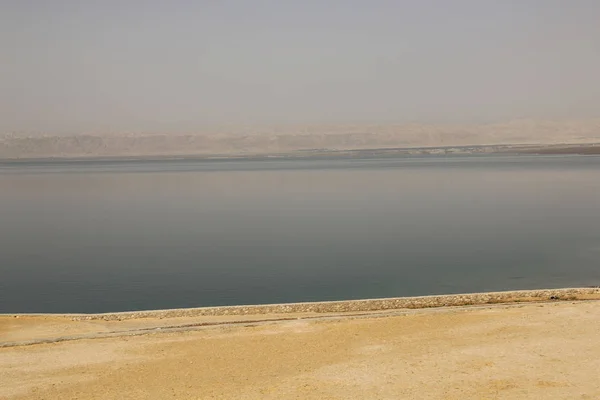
[2,120,600,159]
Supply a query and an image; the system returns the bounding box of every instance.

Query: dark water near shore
[1,155,600,313]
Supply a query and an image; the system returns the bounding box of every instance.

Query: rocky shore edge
[6,287,599,322]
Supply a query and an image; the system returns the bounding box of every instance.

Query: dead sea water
[1,155,600,313]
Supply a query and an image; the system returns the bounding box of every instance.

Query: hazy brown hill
[1,120,600,159]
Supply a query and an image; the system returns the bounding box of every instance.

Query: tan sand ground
[2,299,600,400]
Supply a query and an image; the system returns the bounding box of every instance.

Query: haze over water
[1,155,600,313]
[3,1,600,133]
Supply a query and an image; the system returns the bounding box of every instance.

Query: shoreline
[2,142,600,163]
[4,287,600,321]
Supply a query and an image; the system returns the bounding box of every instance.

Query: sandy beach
[2,290,600,400]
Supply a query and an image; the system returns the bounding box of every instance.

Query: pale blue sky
[1,1,599,134]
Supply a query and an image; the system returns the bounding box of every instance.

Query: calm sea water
[1,155,599,313]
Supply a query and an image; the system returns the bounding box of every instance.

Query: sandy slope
[2,119,600,159]
[2,300,600,399]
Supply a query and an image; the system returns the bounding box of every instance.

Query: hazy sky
[2,0,600,134]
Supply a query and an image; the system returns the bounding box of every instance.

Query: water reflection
[1,155,599,313]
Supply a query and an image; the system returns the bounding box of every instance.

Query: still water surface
[1,155,599,313]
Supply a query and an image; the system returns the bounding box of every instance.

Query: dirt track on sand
[2,299,600,399]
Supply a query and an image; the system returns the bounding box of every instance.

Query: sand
[2,295,600,399]
[3,119,600,159]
